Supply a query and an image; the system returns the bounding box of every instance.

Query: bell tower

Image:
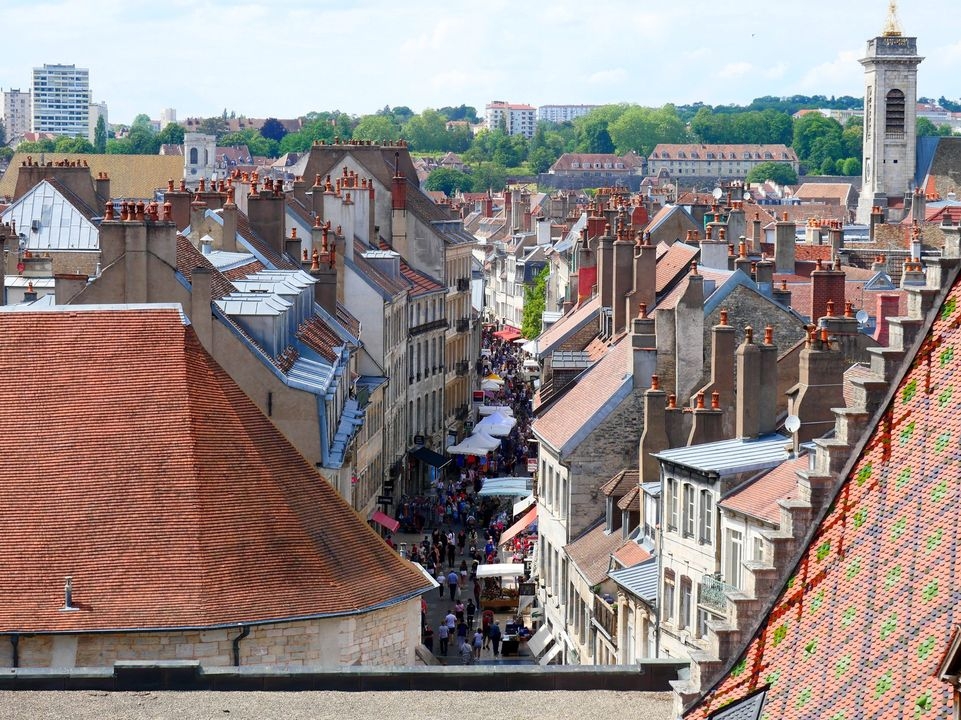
[856,2,923,224]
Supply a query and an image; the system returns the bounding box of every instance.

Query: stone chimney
[483,192,493,218]
[869,205,885,242]
[803,217,821,245]
[755,255,775,297]
[694,309,735,437]
[750,212,763,254]
[674,267,705,404]
[247,177,286,258]
[164,179,192,232]
[942,217,961,259]
[285,227,303,260]
[95,172,110,204]
[727,200,746,243]
[900,257,927,288]
[688,390,724,445]
[774,212,796,274]
[576,228,597,303]
[828,220,844,261]
[735,327,761,439]
[391,157,409,259]
[789,328,847,442]
[759,326,778,435]
[699,223,729,270]
[810,257,846,323]
[639,375,669,483]
[873,293,900,346]
[772,278,792,307]
[221,188,238,253]
[733,239,752,276]
[310,218,337,316]
[630,304,657,391]
[627,231,656,320]
[309,174,325,218]
[191,265,213,349]
[291,175,308,207]
[189,196,208,243]
[612,214,634,334]
[597,223,615,310]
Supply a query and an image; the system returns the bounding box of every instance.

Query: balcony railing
[593,594,617,643]
[456,278,470,292]
[456,318,470,332]
[455,361,469,376]
[699,574,736,612]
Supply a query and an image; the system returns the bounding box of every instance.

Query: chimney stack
[774,212,796,274]
[750,212,763,254]
[310,218,338,316]
[694,309,736,436]
[221,188,238,252]
[627,231,656,320]
[597,223,615,310]
[810,257,846,324]
[639,375,670,483]
[735,327,761,439]
[759,326,778,435]
[191,265,214,349]
[873,293,900,346]
[630,304,657,391]
[164,179,192,232]
[576,229,597,303]
[612,212,634,334]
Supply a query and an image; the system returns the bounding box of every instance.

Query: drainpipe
[232,625,250,667]
[9,634,19,668]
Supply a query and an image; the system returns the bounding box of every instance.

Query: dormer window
[571,161,580,168]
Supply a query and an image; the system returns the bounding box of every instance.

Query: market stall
[476,562,526,612]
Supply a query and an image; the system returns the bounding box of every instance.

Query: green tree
[840,157,862,176]
[424,168,473,196]
[916,117,952,137]
[745,162,798,185]
[157,122,185,146]
[54,136,94,153]
[403,109,449,152]
[131,113,154,133]
[608,104,687,155]
[352,114,401,143]
[17,139,56,153]
[197,116,230,140]
[0,121,6,147]
[259,117,288,142]
[841,119,863,158]
[0,147,13,162]
[438,105,479,123]
[94,115,107,153]
[521,266,549,339]
[792,114,843,163]
[528,147,557,174]
[470,162,507,192]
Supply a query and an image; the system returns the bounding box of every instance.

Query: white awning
[513,494,535,517]
[476,562,526,578]
[527,625,553,657]
[538,641,563,665]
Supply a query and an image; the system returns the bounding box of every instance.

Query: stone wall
[4,600,420,669]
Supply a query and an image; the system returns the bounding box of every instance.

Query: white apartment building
[485,101,536,138]
[32,64,91,137]
[537,105,597,124]
[88,101,108,143]
[3,89,31,141]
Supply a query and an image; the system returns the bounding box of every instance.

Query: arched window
[189,147,198,164]
[886,89,906,135]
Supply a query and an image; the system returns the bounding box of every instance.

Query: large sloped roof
[0,306,430,633]
[687,263,961,718]
[0,154,183,200]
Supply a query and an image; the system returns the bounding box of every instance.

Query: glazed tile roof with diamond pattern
[687,263,961,719]
[0,306,431,632]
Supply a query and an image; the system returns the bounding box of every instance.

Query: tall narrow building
[31,63,91,137]
[855,2,923,224]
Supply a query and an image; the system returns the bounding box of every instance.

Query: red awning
[493,328,522,341]
[499,506,537,547]
[370,510,400,533]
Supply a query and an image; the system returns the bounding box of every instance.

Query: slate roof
[687,263,961,719]
[0,154,184,200]
[565,520,626,587]
[719,456,805,525]
[655,434,790,477]
[0,306,430,632]
[609,557,658,605]
[534,339,631,455]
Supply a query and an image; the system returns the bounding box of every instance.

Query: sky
[2,0,959,125]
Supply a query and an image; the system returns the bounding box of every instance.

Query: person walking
[465,599,476,629]
[436,569,446,599]
[459,636,475,665]
[472,627,483,660]
[437,622,449,655]
[445,609,457,633]
[447,569,460,600]
[482,608,494,649]
[489,621,502,656]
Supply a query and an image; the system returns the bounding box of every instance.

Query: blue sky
[2,0,957,124]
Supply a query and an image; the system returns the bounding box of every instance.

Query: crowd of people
[411,326,540,663]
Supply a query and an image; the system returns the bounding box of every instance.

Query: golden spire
[882,0,902,36]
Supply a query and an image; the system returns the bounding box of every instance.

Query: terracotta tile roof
[0,307,430,632]
[236,212,298,270]
[687,265,961,719]
[536,296,600,358]
[784,279,907,321]
[550,153,645,173]
[658,266,732,310]
[336,303,361,339]
[793,182,855,206]
[221,259,267,281]
[650,143,798,163]
[617,485,641,512]
[600,469,639,498]
[400,261,445,296]
[351,242,408,298]
[534,339,631,454]
[656,242,699,294]
[565,521,626,586]
[793,244,833,262]
[0,153,184,200]
[612,540,651,568]
[297,316,341,363]
[719,456,804,525]
[175,235,237,300]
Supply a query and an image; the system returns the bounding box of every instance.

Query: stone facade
[4,600,420,669]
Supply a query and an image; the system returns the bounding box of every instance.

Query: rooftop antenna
[882,0,902,37]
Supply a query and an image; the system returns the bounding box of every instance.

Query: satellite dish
[856,309,869,327]
[712,187,723,200]
[743,191,751,201]
[785,415,801,434]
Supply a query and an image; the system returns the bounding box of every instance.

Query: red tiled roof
[535,339,630,452]
[297,316,340,363]
[536,295,600,354]
[0,308,430,632]
[175,235,237,300]
[565,522,625,586]
[617,485,641,512]
[221,259,267,281]
[688,266,961,719]
[612,540,651,568]
[650,143,797,162]
[793,244,833,262]
[656,242,699,294]
[720,456,804,525]
[336,302,361,338]
[601,469,639,498]
[658,267,731,310]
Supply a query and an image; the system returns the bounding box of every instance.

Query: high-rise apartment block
[32,64,91,137]
[485,101,536,138]
[2,89,31,140]
[537,104,597,123]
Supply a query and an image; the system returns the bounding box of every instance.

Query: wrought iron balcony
[699,574,736,612]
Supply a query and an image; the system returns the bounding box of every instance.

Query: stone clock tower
[856,2,923,224]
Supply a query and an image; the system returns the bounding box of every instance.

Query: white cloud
[795,49,862,94]
[587,69,628,86]
[716,62,753,80]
